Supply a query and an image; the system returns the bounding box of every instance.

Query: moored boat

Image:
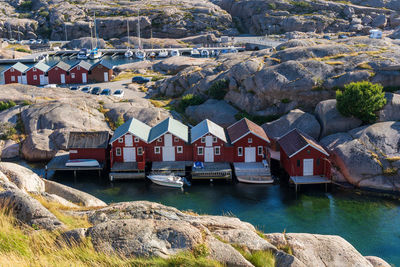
[158,50,168,58]
[170,49,180,57]
[200,49,209,57]
[124,49,133,58]
[65,159,100,167]
[77,49,89,59]
[135,50,146,59]
[147,174,184,188]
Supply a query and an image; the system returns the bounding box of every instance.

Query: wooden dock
[290,175,332,193]
[233,162,273,184]
[45,153,103,178]
[109,162,145,181]
[191,162,232,180]
[151,161,191,176]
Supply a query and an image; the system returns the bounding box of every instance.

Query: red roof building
[227,118,270,162]
[68,61,91,84]
[278,129,330,178]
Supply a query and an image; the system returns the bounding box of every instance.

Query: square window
[33,75,37,80]
[174,137,179,142]
[201,137,205,143]
[33,67,36,71]
[155,147,161,154]
[71,73,75,79]
[238,147,243,156]
[177,146,183,154]
[134,137,139,143]
[317,158,320,166]
[258,146,263,156]
[116,147,121,156]
[118,138,123,143]
[197,147,204,155]
[248,138,253,143]
[157,138,162,142]
[11,76,15,81]
[137,147,143,155]
[77,66,80,70]
[297,160,301,167]
[213,137,217,143]
[215,146,220,155]
[10,68,14,72]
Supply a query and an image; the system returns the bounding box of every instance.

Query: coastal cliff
[0,162,391,266]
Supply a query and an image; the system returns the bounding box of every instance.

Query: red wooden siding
[111,133,147,163]
[232,132,268,162]
[192,133,231,162]
[146,133,191,162]
[69,148,107,163]
[69,66,89,84]
[48,67,69,84]
[4,68,22,84]
[26,68,45,86]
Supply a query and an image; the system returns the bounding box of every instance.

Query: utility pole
[64,23,68,42]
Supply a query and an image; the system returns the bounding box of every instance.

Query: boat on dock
[135,50,146,59]
[170,49,180,57]
[233,162,273,184]
[77,49,89,59]
[65,159,100,167]
[200,49,209,57]
[147,173,184,188]
[158,50,169,58]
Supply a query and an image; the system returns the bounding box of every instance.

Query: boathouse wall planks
[26,62,50,86]
[67,131,110,163]
[2,62,29,84]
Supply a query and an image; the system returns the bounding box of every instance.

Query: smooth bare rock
[0,105,27,125]
[0,189,64,230]
[1,139,19,159]
[44,179,106,207]
[378,93,400,122]
[266,233,374,267]
[315,99,362,138]
[0,162,44,193]
[274,251,307,267]
[21,129,59,162]
[365,256,391,267]
[153,56,210,75]
[262,109,321,140]
[185,99,238,127]
[213,228,277,251]
[37,192,79,208]
[0,171,18,191]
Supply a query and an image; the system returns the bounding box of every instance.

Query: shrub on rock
[336,81,386,123]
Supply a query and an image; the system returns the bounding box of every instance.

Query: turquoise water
[48,173,400,266]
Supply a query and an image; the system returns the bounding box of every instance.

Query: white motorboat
[200,49,209,57]
[190,49,200,57]
[147,174,184,188]
[170,49,180,57]
[158,50,169,58]
[149,51,156,58]
[124,49,133,58]
[89,48,102,59]
[135,50,146,59]
[77,49,89,59]
[65,159,100,167]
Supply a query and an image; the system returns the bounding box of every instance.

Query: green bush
[19,1,33,11]
[16,48,31,53]
[115,115,125,128]
[0,101,16,111]
[179,94,205,111]
[208,79,229,100]
[0,122,16,140]
[336,81,386,123]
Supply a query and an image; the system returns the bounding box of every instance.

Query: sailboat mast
[90,19,93,50]
[137,9,141,49]
[94,12,98,48]
[151,28,153,49]
[127,20,130,49]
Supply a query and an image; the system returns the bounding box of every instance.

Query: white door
[60,74,65,84]
[162,146,175,161]
[303,159,314,176]
[21,75,27,84]
[125,135,133,146]
[164,134,172,147]
[205,136,213,146]
[17,76,22,83]
[45,76,49,84]
[123,147,136,162]
[82,73,87,83]
[39,75,45,85]
[104,72,108,82]
[204,147,214,162]
[245,147,256,162]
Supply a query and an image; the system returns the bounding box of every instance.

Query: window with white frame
[11,76,15,81]
[10,68,14,72]
[197,147,204,155]
[238,147,243,156]
[77,66,80,70]
[155,147,161,154]
[116,147,121,156]
[258,146,263,156]
[201,137,205,143]
[215,146,220,155]
[213,137,217,143]
[174,137,179,142]
[248,138,253,143]
[71,73,75,79]
[118,137,123,143]
[157,138,162,142]
[33,67,36,72]
[33,75,37,80]
[134,137,139,143]
[137,147,143,155]
[177,146,183,154]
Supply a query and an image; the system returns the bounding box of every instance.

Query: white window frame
[134,137,139,143]
[177,146,183,154]
[116,147,121,156]
[201,137,205,143]
[258,146,263,156]
[197,146,204,155]
[215,146,220,155]
[248,138,253,143]
[174,137,179,142]
[10,68,14,72]
[71,73,75,79]
[238,147,243,156]
[137,147,143,155]
[118,137,123,143]
[157,138,162,142]
[33,67,36,72]
[77,66,80,70]
[11,76,15,81]
[33,75,37,80]
[155,146,161,154]
[213,136,217,143]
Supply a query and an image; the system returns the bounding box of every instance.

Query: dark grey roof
[50,61,71,72]
[91,59,114,70]
[71,60,92,71]
[67,131,110,149]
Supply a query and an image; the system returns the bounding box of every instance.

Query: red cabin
[47,61,71,84]
[147,117,190,162]
[3,62,29,84]
[26,62,50,86]
[109,118,151,165]
[67,131,110,163]
[227,118,270,163]
[68,61,91,84]
[278,129,331,178]
[191,119,231,162]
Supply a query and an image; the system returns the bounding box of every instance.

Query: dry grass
[111,71,137,82]
[357,62,373,70]
[386,157,400,162]
[325,61,344,65]
[383,168,398,176]
[232,245,275,267]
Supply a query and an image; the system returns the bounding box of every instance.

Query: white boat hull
[65,159,100,167]
[77,55,88,60]
[125,50,133,58]
[148,174,184,188]
[158,51,168,58]
[236,176,273,184]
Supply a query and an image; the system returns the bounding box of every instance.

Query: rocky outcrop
[378,93,400,122]
[262,109,321,140]
[153,56,210,75]
[0,140,19,159]
[0,162,44,193]
[365,256,392,267]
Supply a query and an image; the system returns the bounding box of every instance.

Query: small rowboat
[65,159,100,167]
[147,174,184,188]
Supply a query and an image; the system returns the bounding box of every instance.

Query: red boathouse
[68,61,91,84]
[26,62,50,86]
[67,131,110,163]
[3,62,29,84]
[227,118,270,163]
[47,61,71,84]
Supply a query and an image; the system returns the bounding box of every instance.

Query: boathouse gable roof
[278,128,329,158]
[31,62,50,73]
[191,119,227,143]
[67,131,110,149]
[148,117,189,143]
[9,62,29,73]
[91,60,114,70]
[70,60,92,71]
[227,118,270,144]
[49,61,71,72]
[109,118,151,144]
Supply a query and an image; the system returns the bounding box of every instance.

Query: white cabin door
[205,136,213,146]
[123,147,136,162]
[125,135,133,146]
[21,75,27,84]
[303,159,314,176]
[39,75,45,85]
[82,73,87,83]
[162,147,175,161]
[17,76,22,83]
[60,74,65,84]
[104,72,108,82]
[204,147,214,162]
[245,147,256,162]
[164,134,172,147]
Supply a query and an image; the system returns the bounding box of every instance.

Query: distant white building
[370,29,382,39]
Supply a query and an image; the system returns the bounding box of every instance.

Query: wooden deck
[191,162,232,180]
[45,153,103,178]
[233,162,273,184]
[111,162,141,172]
[151,161,191,176]
[109,162,145,181]
[109,172,145,181]
[290,175,332,192]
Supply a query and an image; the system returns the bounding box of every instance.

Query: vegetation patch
[233,245,275,267]
[0,101,16,111]
[207,79,229,100]
[235,111,280,125]
[325,61,344,65]
[357,62,373,70]
[178,94,205,112]
[0,122,17,140]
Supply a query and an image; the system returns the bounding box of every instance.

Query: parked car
[91,87,101,95]
[323,35,331,40]
[36,39,43,44]
[70,86,79,91]
[8,39,16,44]
[100,88,111,96]
[338,34,348,39]
[43,39,49,44]
[80,86,91,93]
[131,76,151,84]
[28,39,36,44]
[113,89,124,98]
